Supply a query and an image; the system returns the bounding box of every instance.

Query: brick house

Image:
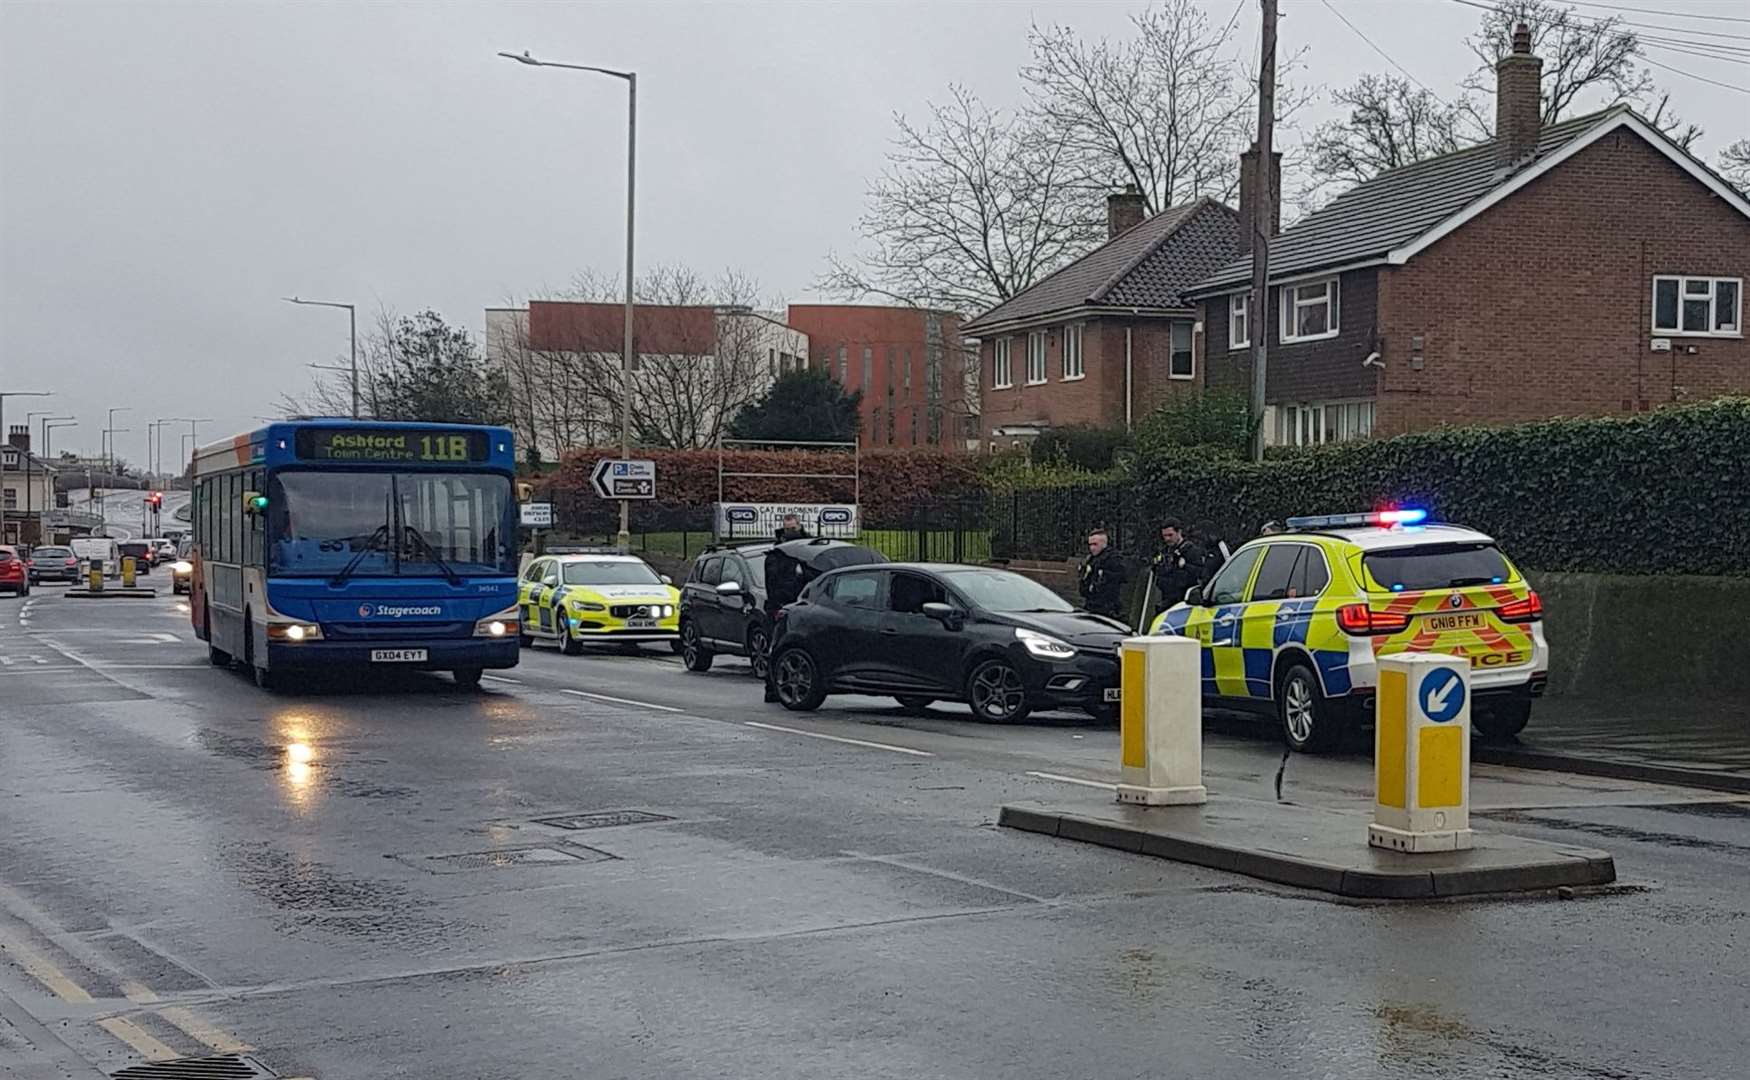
[785,304,975,450]
[1192,28,1750,444]
[961,190,1241,445]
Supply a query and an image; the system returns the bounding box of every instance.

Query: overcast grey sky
[3,0,1743,457]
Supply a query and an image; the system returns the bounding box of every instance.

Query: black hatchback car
[767,563,1128,722]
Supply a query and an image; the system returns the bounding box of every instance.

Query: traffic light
[148,491,163,509]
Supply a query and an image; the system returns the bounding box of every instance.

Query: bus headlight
[172,560,193,574]
[475,608,521,637]
[267,622,323,642]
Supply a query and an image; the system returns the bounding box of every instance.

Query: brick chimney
[1495,23,1542,168]
[1238,144,1282,258]
[6,426,28,453]
[1107,184,1147,239]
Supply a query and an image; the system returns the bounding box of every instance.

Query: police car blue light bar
[1286,508,1429,529]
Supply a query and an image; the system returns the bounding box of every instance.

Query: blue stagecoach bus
[190,420,521,688]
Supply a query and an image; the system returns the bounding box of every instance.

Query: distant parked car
[170,538,194,595]
[27,545,80,584]
[0,546,30,596]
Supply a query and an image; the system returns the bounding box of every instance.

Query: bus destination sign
[296,428,489,464]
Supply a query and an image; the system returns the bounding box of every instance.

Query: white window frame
[1169,321,1195,380]
[1228,294,1250,350]
[992,339,1013,388]
[1652,275,1742,337]
[1062,324,1085,381]
[1025,331,1048,385]
[1280,277,1340,343]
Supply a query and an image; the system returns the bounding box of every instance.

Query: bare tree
[1307,76,1477,191]
[1021,1,1280,212]
[1719,139,1750,192]
[525,264,785,450]
[1463,0,1700,146]
[823,86,1094,313]
[1306,1,1703,194]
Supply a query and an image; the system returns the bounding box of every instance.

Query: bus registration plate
[371,649,428,663]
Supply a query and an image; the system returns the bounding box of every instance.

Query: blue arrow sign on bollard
[1419,667,1466,723]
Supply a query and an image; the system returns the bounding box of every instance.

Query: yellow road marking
[97,1016,181,1061]
[158,1005,255,1054]
[1,936,93,1003]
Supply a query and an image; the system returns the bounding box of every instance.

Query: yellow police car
[1150,510,1548,751]
[518,551,683,655]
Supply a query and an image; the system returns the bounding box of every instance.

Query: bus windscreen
[269,471,514,577]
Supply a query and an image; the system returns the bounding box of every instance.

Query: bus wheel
[452,668,484,690]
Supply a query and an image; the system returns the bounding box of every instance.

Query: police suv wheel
[1277,661,1337,753]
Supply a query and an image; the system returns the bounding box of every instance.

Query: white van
[70,537,121,578]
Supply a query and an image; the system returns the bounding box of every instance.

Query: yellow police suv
[518,551,683,655]
[1149,510,1548,752]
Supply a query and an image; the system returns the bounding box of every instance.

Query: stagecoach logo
[359,603,444,618]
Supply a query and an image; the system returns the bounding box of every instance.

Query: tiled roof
[962,199,1238,334]
[1191,108,1622,293]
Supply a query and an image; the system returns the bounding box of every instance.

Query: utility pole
[1249,0,1277,464]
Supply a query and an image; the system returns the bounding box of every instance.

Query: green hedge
[1124,399,1750,576]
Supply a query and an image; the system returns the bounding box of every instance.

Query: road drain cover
[534,810,673,830]
[111,1055,273,1079]
[414,845,615,872]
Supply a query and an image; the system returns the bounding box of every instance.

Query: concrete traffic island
[1006,639,1617,901]
[999,795,1615,900]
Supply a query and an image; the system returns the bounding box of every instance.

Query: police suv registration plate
[1423,612,1485,632]
[625,618,657,629]
[371,649,428,663]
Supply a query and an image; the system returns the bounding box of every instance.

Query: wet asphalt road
[1,584,1746,1079]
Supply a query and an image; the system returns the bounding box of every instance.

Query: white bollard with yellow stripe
[1369,652,1473,852]
[1116,635,1206,806]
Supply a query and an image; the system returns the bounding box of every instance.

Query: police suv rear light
[1497,591,1544,623]
[1337,603,1409,636]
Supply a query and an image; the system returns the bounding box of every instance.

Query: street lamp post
[101,406,131,527]
[284,297,358,418]
[24,409,54,537]
[173,419,212,480]
[0,390,53,544]
[43,419,76,538]
[499,49,637,552]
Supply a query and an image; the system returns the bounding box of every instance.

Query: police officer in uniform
[1153,519,1212,610]
[1078,528,1127,620]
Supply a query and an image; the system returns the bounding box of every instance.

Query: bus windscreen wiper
[330,524,390,587]
[401,524,462,586]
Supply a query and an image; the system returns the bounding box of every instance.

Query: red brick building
[786,304,974,449]
[1193,29,1750,443]
[960,190,1241,446]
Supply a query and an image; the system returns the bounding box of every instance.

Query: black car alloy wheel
[747,626,770,680]
[968,659,1030,723]
[774,648,824,711]
[681,620,713,672]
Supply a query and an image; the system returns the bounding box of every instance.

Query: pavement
[2,583,1748,1079]
[1481,694,1750,792]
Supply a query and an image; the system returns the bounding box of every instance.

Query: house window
[1170,322,1194,379]
[1275,400,1374,446]
[1653,276,1741,337]
[992,339,1013,388]
[861,346,872,388]
[1062,324,1085,380]
[1,489,15,511]
[1229,294,1250,350]
[836,346,847,383]
[1280,278,1339,343]
[1026,331,1047,384]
